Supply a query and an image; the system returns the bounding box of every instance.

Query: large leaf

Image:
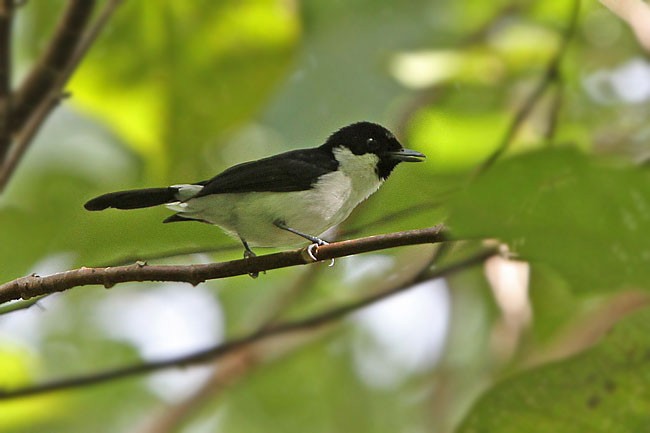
[457,307,650,432]
[449,148,650,292]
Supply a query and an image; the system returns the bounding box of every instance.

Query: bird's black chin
[376,159,401,180]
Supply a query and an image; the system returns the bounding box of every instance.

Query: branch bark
[0,245,496,400]
[0,225,448,304]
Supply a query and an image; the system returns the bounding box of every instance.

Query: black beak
[386,148,426,162]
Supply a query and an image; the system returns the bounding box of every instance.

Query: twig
[0,0,124,191]
[0,225,448,304]
[545,83,564,143]
[0,246,496,400]
[474,0,580,175]
[0,0,12,162]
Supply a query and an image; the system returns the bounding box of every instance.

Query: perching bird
[84,121,425,259]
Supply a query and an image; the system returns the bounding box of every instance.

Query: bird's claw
[307,243,319,261]
[306,241,335,267]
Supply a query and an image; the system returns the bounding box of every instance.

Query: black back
[194,148,338,197]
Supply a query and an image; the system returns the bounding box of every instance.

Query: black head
[321,121,425,179]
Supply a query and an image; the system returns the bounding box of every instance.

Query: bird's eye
[366,137,379,151]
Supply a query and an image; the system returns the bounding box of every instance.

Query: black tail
[84,187,179,211]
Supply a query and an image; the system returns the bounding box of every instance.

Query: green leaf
[457,307,650,433]
[449,148,650,292]
[70,0,299,181]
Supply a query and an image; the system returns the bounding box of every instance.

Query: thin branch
[0,0,124,191]
[10,0,96,132]
[136,340,302,433]
[0,226,448,304]
[0,0,12,162]
[474,0,580,175]
[0,246,497,400]
[545,83,564,143]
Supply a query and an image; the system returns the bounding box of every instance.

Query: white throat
[332,147,383,198]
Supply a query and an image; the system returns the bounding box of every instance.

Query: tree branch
[0,225,448,305]
[0,245,496,400]
[0,0,12,163]
[0,0,123,191]
[10,0,95,132]
[474,0,580,175]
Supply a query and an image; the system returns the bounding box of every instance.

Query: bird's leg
[273,221,334,265]
[240,237,259,278]
[241,238,256,259]
[273,220,328,245]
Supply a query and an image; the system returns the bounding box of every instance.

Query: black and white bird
[84,121,425,258]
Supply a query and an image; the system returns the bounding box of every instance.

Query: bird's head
[322,121,426,180]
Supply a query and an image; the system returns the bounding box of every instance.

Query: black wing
[194,148,338,197]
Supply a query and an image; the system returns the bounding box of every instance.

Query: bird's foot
[243,249,259,279]
[306,240,335,267]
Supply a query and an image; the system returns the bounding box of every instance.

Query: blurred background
[2,0,650,432]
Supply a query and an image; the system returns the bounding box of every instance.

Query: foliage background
[1,0,650,432]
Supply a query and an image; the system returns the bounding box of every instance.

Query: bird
[84,121,425,260]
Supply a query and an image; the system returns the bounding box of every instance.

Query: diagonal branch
[0,0,124,191]
[0,225,448,304]
[0,246,496,400]
[10,0,95,133]
[474,0,580,175]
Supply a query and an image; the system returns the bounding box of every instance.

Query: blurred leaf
[450,148,650,292]
[487,21,559,70]
[526,265,581,344]
[409,103,511,172]
[0,346,63,432]
[70,0,299,181]
[457,307,650,433]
